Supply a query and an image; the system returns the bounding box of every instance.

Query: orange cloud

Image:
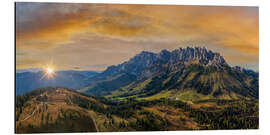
[16,3,259,71]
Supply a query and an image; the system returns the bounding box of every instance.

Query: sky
[16,3,259,71]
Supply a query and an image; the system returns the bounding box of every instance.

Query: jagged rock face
[101,51,158,77]
[233,66,259,78]
[169,47,227,66]
[103,47,228,77]
[120,51,158,74]
[84,47,258,99]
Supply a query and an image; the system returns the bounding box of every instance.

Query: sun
[42,66,56,79]
[46,67,54,74]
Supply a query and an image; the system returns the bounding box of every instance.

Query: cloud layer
[16,3,259,71]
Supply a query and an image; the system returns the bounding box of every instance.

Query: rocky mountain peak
[130,51,157,62]
[169,47,227,66]
[103,47,228,77]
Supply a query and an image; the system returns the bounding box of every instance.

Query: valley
[15,47,259,133]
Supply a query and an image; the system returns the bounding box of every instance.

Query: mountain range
[79,47,258,101]
[15,47,259,133]
[16,70,99,95]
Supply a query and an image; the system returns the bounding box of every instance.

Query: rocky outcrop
[102,47,228,77]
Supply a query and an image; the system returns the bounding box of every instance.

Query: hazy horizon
[16,46,259,72]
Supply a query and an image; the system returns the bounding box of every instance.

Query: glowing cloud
[16,3,259,71]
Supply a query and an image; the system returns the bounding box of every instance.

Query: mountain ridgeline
[16,47,259,133]
[16,70,99,95]
[80,47,258,100]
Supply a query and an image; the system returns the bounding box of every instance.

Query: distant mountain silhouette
[16,47,259,133]
[16,70,99,95]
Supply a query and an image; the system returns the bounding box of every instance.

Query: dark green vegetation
[84,73,137,96]
[80,47,258,102]
[190,99,259,129]
[16,87,98,133]
[16,47,259,133]
[16,87,258,133]
[94,64,258,101]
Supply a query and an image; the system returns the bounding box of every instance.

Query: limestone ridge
[82,46,258,99]
[103,47,228,77]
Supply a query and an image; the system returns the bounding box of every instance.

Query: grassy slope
[106,65,257,102]
[16,88,98,133]
[16,87,259,133]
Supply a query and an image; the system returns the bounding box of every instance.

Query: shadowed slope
[80,47,258,100]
